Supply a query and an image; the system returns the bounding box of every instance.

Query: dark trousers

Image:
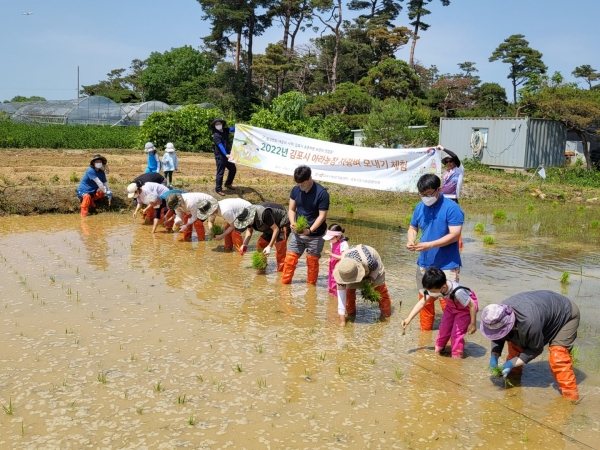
[215,155,236,191]
[164,171,173,184]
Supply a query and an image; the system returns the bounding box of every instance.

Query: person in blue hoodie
[211,118,236,196]
[161,142,179,188]
[144,142,161,173]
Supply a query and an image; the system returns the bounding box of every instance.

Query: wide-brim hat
[234,206,257,229]
[166,193,183,210]
[144,142,156,152]
[165,143,176,153]
[196,198,219,221]
[211,117,226,128]
[479,303,516,340]
[90,154,107,165]
[441,149,461,167]
[126,182,139,199]
[333,258,365,284]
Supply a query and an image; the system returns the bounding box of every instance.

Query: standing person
[144,142,162,173]
[323,224,350,296]
[77,154,111,217]
[197,197,251,251]
[165,192,215,241]
[127,181,169,222]
[480,291,580,401]
[406,173,464,331]
[234,202,291,272]
[439,146,464,203]
[162,143,179,189]
[282,165,329,285]
[401,267,478,358]
[333,244,392,326]
[212,118,236,196]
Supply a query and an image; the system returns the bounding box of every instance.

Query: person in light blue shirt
[406,173,464,331]
[162,142,179,188]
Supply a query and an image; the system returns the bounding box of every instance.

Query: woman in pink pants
[402,267,478,358]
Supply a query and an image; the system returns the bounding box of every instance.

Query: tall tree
[429,75,477,117]
[489,34,547,105]
[457,61,478,78]
[572,65,599,90]
[473,82,508,116]
[359,58,422,99]
[312,0,344,91]
[348,0,404,25]
[407,0,450,68]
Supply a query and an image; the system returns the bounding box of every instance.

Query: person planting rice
[131,172,167,188]
[407,173,464,331]
[234,202,291,272]
[142,189,184,233]
[165,192,216,241]
[77,154,112,217]
[128,182,170,224]
[333,244,392,326]
[282,165,329,285]
[481,291,581,401]
[196,197,251,252]
[401,267,478,358]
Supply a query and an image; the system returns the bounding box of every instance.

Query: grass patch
[473,223,485,233]
[483,235,496,245]
[493,210,507,219]
[359,280,381,302]
[560,271,570,285]
[295,215,309,233]
[69,171,80,183]
[346,205,355,214]
[591,220,599,229]
[552,201,559,208]
[526,204,534,212]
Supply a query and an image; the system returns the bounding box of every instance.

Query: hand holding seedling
[214,234,224,241]
[263,246,271,256]
[501,360,514,377]
[413,241,433,251]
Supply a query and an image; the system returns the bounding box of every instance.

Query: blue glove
[489,355,499,369]
[218,142,228,157]
[502,360,514,378]
[229,126,235,132]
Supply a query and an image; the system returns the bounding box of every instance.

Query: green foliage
[483,235,496,245]
[493,210,507,219]
[211,224,224,236]
[305,82,373,116]
[474,223,485,233]
[295,216,309,233]
[6,96,46,103]
[473,82,509,116]
[526,204,534,212]
[359,280,381,302]
[571,65,599,90]
[138,105,221,152]
[0,122,137,149]
[560,271,570,285]
[570,346,580,366]
[591,220,599,229]
[346,205,355,214]
[315,115,353,144]
[251,251,268,270]
[70,172,80,183]
[359,59,423,100]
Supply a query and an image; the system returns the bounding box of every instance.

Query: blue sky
[2,0,599,102]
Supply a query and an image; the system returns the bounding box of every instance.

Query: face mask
[94,162,103,169]
[422,195,438,206]
[424,290,443,299]
[299,181,312,193]
[215,125,223,131]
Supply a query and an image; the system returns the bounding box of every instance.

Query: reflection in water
[0,206,598,448]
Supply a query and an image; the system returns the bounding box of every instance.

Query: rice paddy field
[0,204,599,449]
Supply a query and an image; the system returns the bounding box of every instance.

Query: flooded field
[0,204,599,449]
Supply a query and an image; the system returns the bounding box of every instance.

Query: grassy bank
[0,148,599,216]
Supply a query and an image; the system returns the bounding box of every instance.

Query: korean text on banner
[231,125,440,193]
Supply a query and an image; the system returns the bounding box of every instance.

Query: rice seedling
[196,375,203,382]
[49,274,55,283]
[295,215,309,233]
[177,394,186,404]
[570,346,580,366]
[395,368,403,379]
[319,352,326,361]
[21,420,25,436]
[490,366,503,377]
[483,235,496,245]
[473,223,485,233]
[257,377,267,388]
[188,415,195,426]
[521,430,529,443]
[255,344,264,354]
[526,204,534,212]
[211,224,224,236]
[155,381,164,392]
[124,390,128,400]
[561,271,570,285]
[370,358,376,364]
[97,371,107,384]
[338,367,347,375]
[216,381,225,392]
[346,205,355,214]
[130,352,136,361]
[136,407,143,415]
[2,397,13,415]
[493,210,507,219]
[552,201,559,208]
[591,220,599,229]
[251,251,268,271]
[360,280,381,302]
[235,364,243,373]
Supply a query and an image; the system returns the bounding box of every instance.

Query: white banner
[231,125,441,192]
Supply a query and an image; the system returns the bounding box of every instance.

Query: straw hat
[333,258,365,284]
[90,154,107,166]
[234,206,257,229]
[165,143,176,153]
[144,142,156,152]
[196,198,219,221]
[479,304,516,340]
[126,183,140,199]
[166,193,183,210]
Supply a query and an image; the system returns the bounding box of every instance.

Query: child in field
[144,142,162,173]
[323,224,349,296]
[401,267,478,358]
[162,143,178,188]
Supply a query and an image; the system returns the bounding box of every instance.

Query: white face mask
[215,125,223,131]
[94,162,103,169]
[422,195,438,206]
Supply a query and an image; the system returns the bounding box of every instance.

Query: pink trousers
[435,291,478,358]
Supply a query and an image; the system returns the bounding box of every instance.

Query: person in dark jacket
[234,202,291,272]
[480,290,580,400]
[212,118,236,196]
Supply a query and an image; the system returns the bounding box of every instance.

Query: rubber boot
[275,240,287,272]
[193,219,206,241]
[375,284,392,317]
[223,224,242,251]
[91,191,105,208]
[506,342,524,375]
[181,214,193,241]
[164,210,174,232]
[144,207,155,225]
[80,194,91,217]
[458,234,463,250]
[256,236,270,251]
[346,289,357,315]
[549,346,579,400]
[306,254,320,285]
[281,251,300,284]
[419,292,435,331]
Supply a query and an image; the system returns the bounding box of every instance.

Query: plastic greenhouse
[171,103,218,111]
[119,101,171,126]
[12,96,126,125]
[0,102,23,116]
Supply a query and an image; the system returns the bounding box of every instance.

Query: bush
[138,105,222,152]
[0,122,138,149]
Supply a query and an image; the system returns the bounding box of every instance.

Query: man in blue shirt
[407,173,464,330]
[77,154,111,217]
[282,165,330,285]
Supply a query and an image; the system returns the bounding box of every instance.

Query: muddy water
[0,205,599,449]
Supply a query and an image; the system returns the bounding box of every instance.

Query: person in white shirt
[127,182,169,223]
[197,197,251,252]
[165,192,217,241]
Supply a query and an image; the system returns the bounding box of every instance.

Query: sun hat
[441,149,461,167]
[211,118,226,128]
[90,154,107,166]
[322,230,343,241]
[234,206,257,229]
[144,142,156,152]
[127,183,140,199]
[333,258,365,284]
[196,198,219,221]
[165,143,176,153]
[166,193,183,210]
[479,304,516,340]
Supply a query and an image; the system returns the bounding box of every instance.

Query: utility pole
[77,66,80,99]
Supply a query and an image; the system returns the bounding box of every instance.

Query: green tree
[571,65,599,90]
[348,0,404,25]
[359,59,422,100]
[429,75,477,117]
[81,68,141,103]
[473,82,508,116]
[311,0,344,91]
[489,34,547,105]
[5,96,46,103]
[304,82,372,116]
[252,43,293,101]
[407,0,450,68]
